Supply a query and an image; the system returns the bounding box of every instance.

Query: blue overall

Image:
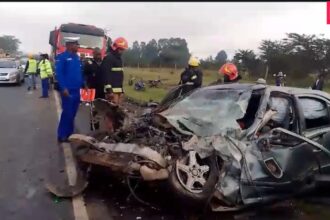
[41,78,49,97]
[55,51,83,140]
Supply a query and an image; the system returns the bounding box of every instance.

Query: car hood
[158,89,252,137]
[0,68,16,73]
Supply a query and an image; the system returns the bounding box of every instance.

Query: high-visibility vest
[27,59,37,74]
[38,59,53,79]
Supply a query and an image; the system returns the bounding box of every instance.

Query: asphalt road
[1,80,330,220]
[0,81,74,220]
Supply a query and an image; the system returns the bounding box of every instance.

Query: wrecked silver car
[68,83,330,212]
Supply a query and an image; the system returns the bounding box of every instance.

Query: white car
[0,59,25,85]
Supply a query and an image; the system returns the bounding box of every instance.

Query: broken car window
[160,89,252,137]
[269,97,290,124]
[299,97,330,129]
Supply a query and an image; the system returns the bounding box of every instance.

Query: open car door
[256,127,330,197]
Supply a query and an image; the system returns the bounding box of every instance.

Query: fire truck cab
[49,23,110,90]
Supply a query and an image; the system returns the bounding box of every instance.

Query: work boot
[33,86,36,90]
[27,87,31,91]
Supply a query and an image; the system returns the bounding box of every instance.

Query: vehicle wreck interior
[236,89,263,130]
[258,92,300,135]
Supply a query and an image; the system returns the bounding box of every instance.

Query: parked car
[57,83,330,212]
[0,59,25,85]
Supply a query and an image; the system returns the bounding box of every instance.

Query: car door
[255,92,320,194]
[297,95,330,173]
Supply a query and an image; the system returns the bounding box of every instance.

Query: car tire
[168,151,218,208]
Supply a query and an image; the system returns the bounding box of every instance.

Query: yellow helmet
[28,53,34,59]
[188,57,200,67]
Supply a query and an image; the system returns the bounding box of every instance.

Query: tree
[0,35,21,54]
[259,39,292,76]
[284,33,330,75]
[158,38,190,68]
[233,49,263,76]
[215,50,227,66]
[200,56,214,69]
[123,38,190,68]
[122,41,141,67]
[142,39,159,67]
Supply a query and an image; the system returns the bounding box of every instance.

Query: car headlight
[9,72,17,77]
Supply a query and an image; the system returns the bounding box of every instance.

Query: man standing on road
[38,53,53,98]
[83,48,104,131]
[56,37,83,142]
[101,37,128,105]
[24,54,37,91]
[83,48,104,99]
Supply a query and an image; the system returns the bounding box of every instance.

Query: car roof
[267,85,330,100]
[201,83,266,91]
[202,83,330,100]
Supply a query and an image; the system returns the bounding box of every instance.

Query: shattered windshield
[60,32,104,49]
[160,88,252,137]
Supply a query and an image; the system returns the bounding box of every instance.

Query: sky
[0,2,329,59]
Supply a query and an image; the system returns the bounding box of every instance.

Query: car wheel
[168,151,218,207]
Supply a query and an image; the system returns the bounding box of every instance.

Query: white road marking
[53,90,89,220]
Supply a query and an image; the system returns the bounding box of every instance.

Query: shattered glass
[160,89,252,137]
[299,98,328,119]
[269,97,290,123]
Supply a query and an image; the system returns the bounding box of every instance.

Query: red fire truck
[49,23,110,89]
[49,23,109,59]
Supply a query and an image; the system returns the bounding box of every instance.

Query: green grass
[122,67,330,102]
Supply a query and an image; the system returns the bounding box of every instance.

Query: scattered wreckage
[53,83,330,212]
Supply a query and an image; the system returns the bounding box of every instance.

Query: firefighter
[83,48,104,99]
[219,63,242,83]
[101,37,128,105]
[178,56,203,95]
[38,53,53,98]
[24,53,38,91]
[56,37,83,142]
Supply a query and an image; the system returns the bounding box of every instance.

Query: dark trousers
[57,89,80,140]
[41,78,49,97]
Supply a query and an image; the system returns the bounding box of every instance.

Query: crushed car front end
[68,84,330,212]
